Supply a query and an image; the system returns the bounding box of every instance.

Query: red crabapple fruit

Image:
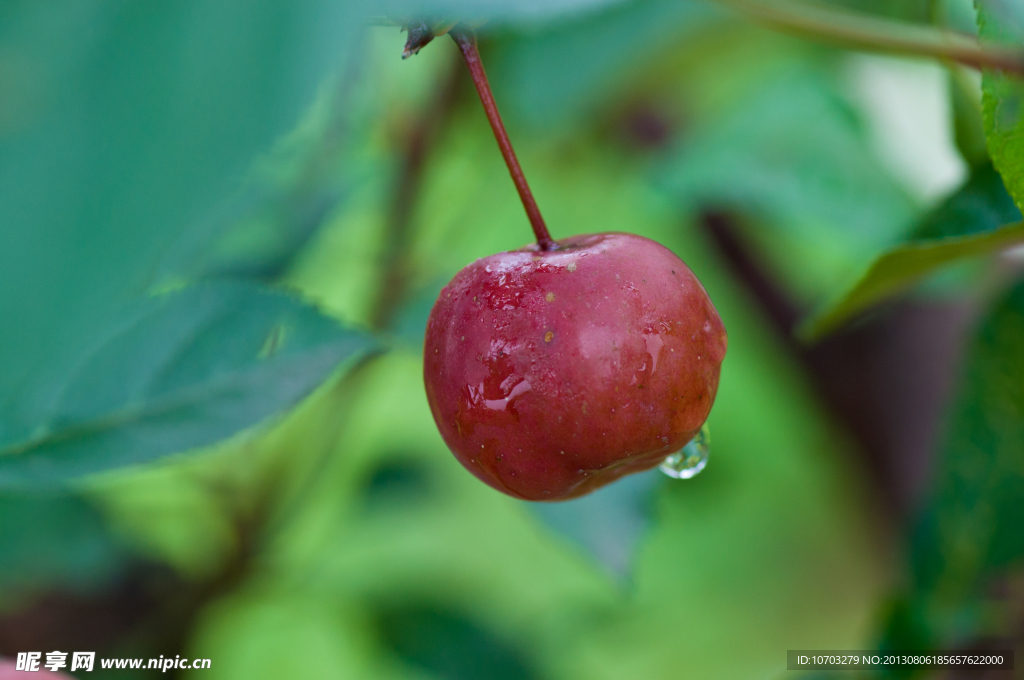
[423,232,727,500]
[409,27,726,500]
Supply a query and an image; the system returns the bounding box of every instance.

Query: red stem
[451,29,555,251]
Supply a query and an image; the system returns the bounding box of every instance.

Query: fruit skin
[423,232,727,501]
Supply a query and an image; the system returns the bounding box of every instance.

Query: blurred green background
[1,0,1023,678]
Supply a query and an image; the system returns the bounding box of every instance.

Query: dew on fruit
[567,262,577,272]
[659,424,710,479]
[483,378,531,411]
[642,333,664,373]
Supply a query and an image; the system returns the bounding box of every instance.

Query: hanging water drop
[659,424,710,479]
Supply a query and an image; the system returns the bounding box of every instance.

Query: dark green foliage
[878,279,1024,655]
[361,457,434,508]
[377,605,539,680]
[0,282,376,486]
[913,281,1024,607]
[913,162,1021,239]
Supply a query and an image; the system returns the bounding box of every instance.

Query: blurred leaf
[187,592,378,679]
[360,456,434,508]
[487,0,718,127]
[978,0,1024,209]
[378,0,630,24]
[800,163,1022,340]
[0,492,124,601]
[0,0,361,421]
[0,281,377,487]
[377,605,540,680]
[154,63,365,286]
[528,468,661,579]
[657,65,918,301]
[390,280,446,348]
[911,280,1024,616]
[156,184,343,283]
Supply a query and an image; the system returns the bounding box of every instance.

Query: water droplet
[642,333,664,374]
[483,379,531,411]
[659,424,710,479]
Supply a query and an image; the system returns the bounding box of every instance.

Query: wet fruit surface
[423,232,727,501]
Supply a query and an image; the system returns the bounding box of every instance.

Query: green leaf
[978,0,1024,210]
[0,0,361,423]
[908,279,1024,634]
[0,282,377,487]
[799,163,1023,340]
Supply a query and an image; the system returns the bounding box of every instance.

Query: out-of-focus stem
[372,53,463,331]
[712,0,1024,75]
[450,28,555,251]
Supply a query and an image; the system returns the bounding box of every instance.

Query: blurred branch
[260,354,379,543]
[700,210,974,515]
[372,51,464,331]
[711,0,1024,75]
